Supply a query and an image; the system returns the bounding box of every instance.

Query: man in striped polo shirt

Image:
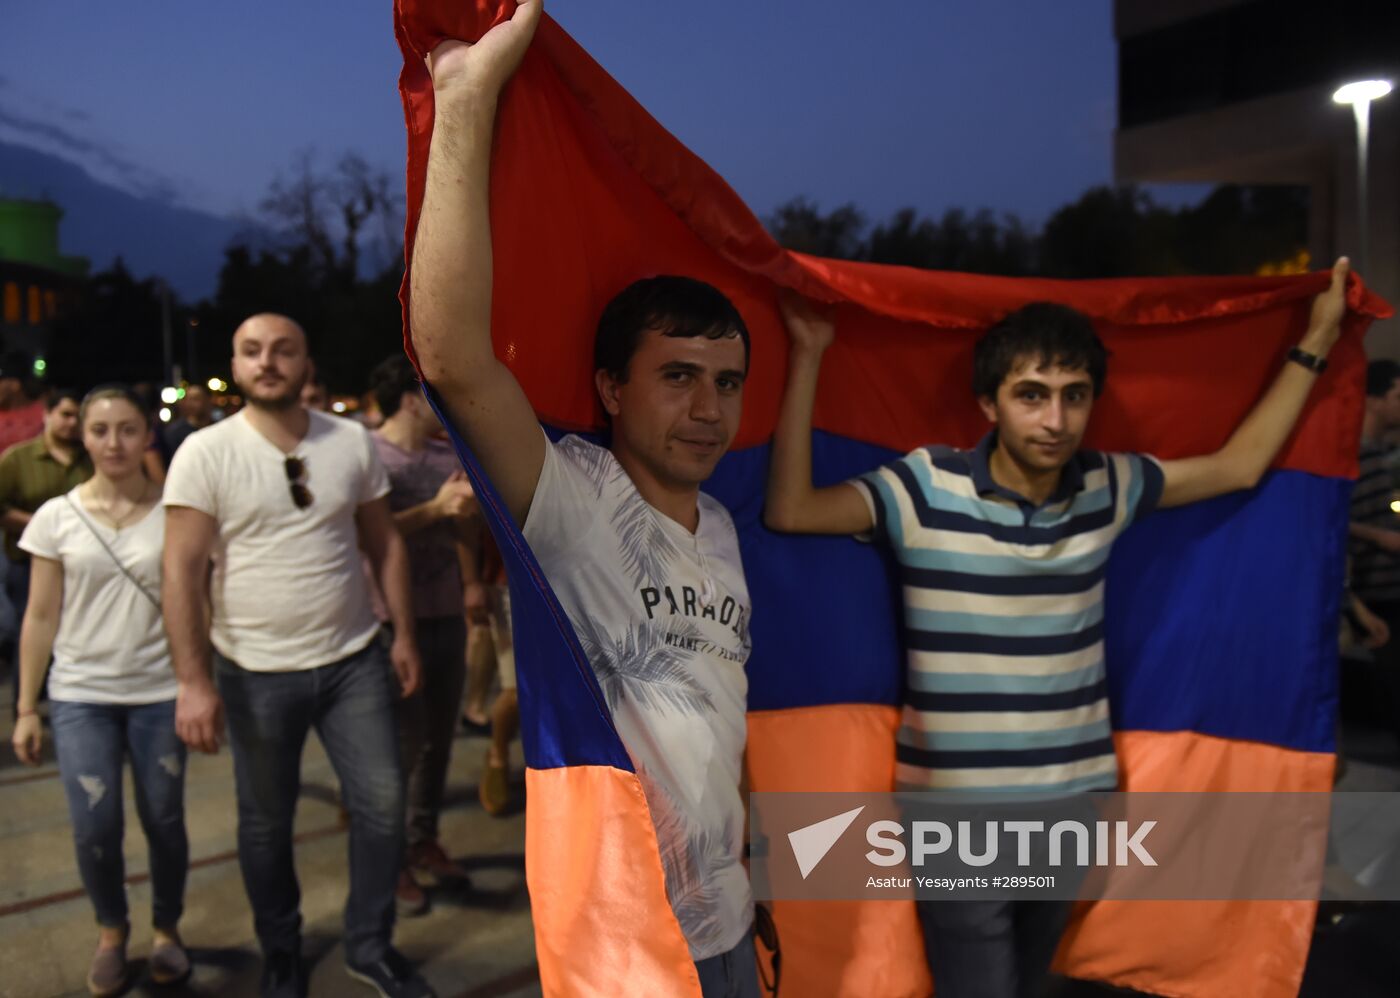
[766,263,1351,998]
[1347,359,1400,739]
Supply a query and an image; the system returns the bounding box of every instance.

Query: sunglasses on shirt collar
[284,456,313,509]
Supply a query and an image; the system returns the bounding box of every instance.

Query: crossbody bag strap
[63,492,162,611]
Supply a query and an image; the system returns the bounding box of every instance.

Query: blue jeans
[49,699,188,929]
[694,929,761,998]
[915,896,1075,998]
[906,796,1096,998]
[216,638,404,966]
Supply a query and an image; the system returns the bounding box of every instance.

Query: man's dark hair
[1366,359,1400,398]
[370,355,421,419]
[46,388,82,411]
[593,276,750,382]
[973,302,1108,400]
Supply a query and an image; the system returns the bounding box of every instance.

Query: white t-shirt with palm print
[523,432,754,962]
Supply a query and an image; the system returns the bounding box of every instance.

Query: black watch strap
[1288,346,1328,374]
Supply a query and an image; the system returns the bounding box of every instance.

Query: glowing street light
[1334,80,1392,105]
[160,386,180,405]
[1334,79,1392,274]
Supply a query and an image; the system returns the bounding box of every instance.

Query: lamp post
[1333,79,1393,275]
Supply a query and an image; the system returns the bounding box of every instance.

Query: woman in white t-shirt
[10,386,190,997]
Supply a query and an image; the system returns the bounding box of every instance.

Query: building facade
[0,198,88,363]
[1115,0,1400,354]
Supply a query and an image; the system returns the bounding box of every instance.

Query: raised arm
[409,0,545,527]
[10,556,62,765]
[394,470,476,536]
[1158,258,1351,509]
[764,292,875,535]
[163,505,223,754]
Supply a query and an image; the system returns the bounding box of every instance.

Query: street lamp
[1334,79,1393,274]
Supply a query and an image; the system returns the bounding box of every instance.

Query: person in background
[368,354,478,914]
[11,385,190,997]
[301,374,331,413]
[164,384,216,456]
[163,313,429,998]
[0,354,45,455]
[470,531,518,816]
[1346,358,1400,745]
[0,356,53,679]
[356,391,386,431]
[0,389,93,705]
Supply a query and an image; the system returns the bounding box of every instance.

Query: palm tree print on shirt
[639,764,739,958]
[557,436,683,588]
[611,486,683,589]
[572,614,715,717]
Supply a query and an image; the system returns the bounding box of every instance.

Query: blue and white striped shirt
[852,433,1163,793]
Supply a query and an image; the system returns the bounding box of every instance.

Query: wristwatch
[1288,346,1328,374]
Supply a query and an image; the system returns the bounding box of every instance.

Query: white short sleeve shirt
[524,432,754,961]
[162,410,390,672]
[20,489,175,705]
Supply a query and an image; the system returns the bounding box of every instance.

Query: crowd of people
[1,324,516,998]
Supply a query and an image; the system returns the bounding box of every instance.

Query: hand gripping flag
[395,3,1393,995]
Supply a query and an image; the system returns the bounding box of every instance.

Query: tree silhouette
[769,184,1306,280]
[197,152,407,395]
[46,258,182,387]
[42,175,1309,396]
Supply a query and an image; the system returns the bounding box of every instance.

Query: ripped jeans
[49,699,188,929]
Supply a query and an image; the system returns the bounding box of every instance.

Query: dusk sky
[0,1,1203,233]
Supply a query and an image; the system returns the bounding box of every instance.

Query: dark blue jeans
[49,698,188,929]
[694,928,761,998]
[396,615,467,847]
[915,896,1075,998]
[906,795,1096,998]
[216,638,404,966]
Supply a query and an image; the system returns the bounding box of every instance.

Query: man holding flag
[409,2,763,993]
[764,269,1350,997]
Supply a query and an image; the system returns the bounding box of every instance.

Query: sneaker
[479,749,509,816]
[149,931,192,985]
[345,948,436,998]
[259,950,307,998]
[395,868,429,917]
[86,938,130,998]
[408,840,470,887]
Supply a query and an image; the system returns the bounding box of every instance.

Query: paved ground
[0,686,541,998]
[4,675,1399,998]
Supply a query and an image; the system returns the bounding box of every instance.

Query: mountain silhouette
[0,140,257,302]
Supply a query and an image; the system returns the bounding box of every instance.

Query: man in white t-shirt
[410,5,758,993]
[162,313,431,998]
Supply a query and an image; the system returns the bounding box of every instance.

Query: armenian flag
[395,3,1393,994]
